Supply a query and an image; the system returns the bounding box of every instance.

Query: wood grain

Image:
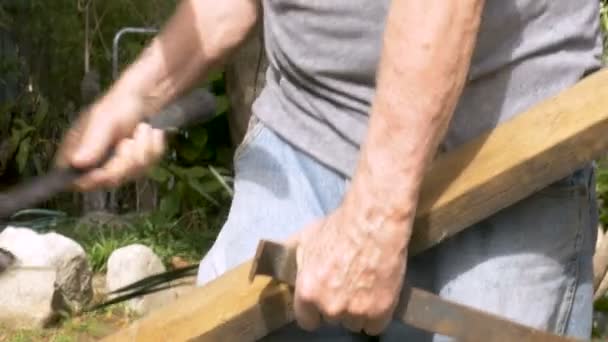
[103,69,608,341]
[104,261,294,341]
[410,68,608,254]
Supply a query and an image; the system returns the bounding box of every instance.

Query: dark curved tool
[84,263,199,312]
[251,240,581,342]
[0,89,217,219]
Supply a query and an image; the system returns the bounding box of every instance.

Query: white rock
[0,268,62,328]
[0,227,93,310]
[106,244,176,315]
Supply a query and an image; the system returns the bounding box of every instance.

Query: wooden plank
[104,261,294,342]
[103,69,608,341]
[410,68,608,254]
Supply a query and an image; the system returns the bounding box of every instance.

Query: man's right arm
[108,0,261,116]
[60,0,260,190]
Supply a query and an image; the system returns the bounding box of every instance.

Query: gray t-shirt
[253,1,603,177]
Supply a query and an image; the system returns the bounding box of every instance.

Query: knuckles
[296,275,320,305]
[320,298,346,319]
[297,278,396,328]
[296,268,397,328]
[293,228,402,336]
[368,292,397,317]
[347,302,369,317]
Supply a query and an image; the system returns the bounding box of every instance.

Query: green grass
[49,210,223,273]
[2,206,227,273]
[0,306,135,342]
[0,209,216,341]
[0,205,224,340]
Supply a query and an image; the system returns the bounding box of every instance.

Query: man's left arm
[293,0,485,336]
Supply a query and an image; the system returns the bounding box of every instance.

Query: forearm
[347,1,485,244]
[105,0,260,115]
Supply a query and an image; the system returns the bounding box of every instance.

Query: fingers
[293,237,320,331]
[291,218,399,336]
[70,96,146,169]
[362,314,392,336]
[72,113,117,169]
[360,297,396,336]
[322,313,341,326]
[131,122,166,168]
[295,289,383,335]
[74,123,166,191]
[284,234,298,248]
[294,293,322,331]
[293,222,354,333]
[55,113,91,169]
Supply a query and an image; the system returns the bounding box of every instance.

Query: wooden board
[409,68,608,254]
[103,69,608,341]
[103,261,293,342]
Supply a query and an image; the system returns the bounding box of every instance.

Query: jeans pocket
[233,115,264,163]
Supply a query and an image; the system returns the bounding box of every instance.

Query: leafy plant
[86,230,139,272]
[1,1,234,218]
[40,211,219,273]
[0,6,10,29]
[0,94,61,186]
[143,69,234,220]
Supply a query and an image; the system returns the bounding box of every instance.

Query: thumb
[286,229,305,271]
[285,230,302,248]
[286,220,324,267]
[286,219,322,248]
[71,114,116,169]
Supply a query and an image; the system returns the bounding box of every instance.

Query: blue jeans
[197,120,598,341]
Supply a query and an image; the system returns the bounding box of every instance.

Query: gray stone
[0,227,93,313]
[0,268,64,328]
[106,244,176,315]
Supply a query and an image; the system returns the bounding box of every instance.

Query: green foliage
[1,0,176,100]
[86,229,139,272]
[0,94,63,185]
[44,212,219,273]
[0,7,10,29]
[0,1,233,284]
[149,134,234,220]
[0,0,234,216]
[146,68,235,219]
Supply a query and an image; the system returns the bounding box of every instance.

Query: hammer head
[249,240,298,286]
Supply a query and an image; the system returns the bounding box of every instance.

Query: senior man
[59,1,602,340]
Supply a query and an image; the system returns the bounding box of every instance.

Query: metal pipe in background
[112,27,159,79]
